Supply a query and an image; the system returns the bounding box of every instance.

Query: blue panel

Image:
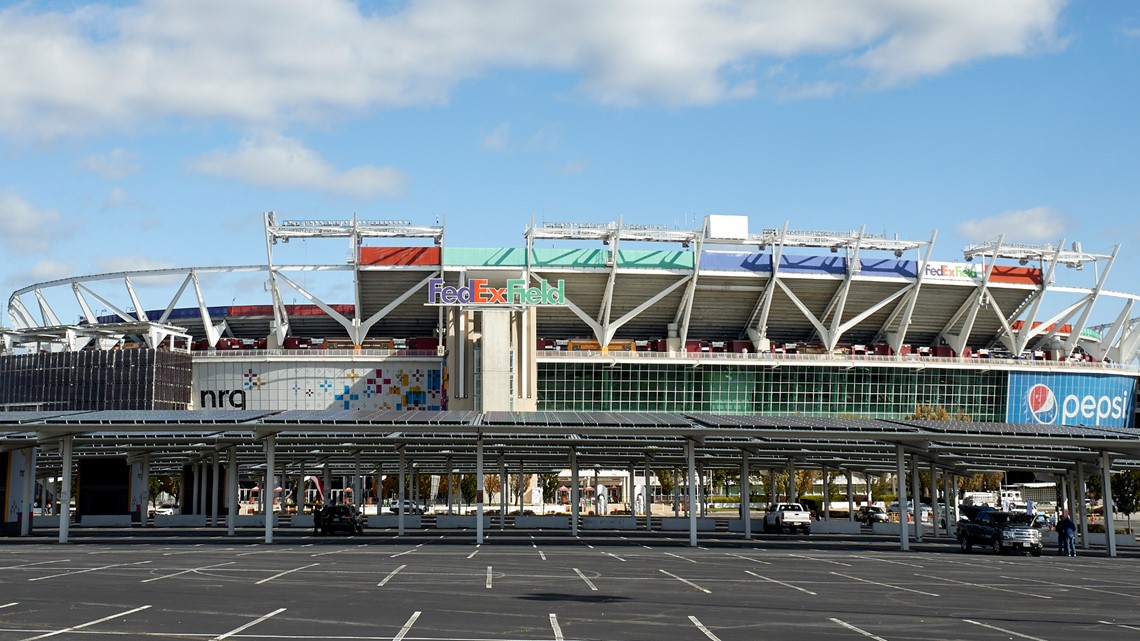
[859,258,916,278]
[1006,372,1136,428]
[778,254,847,275]
[699,252,771,272]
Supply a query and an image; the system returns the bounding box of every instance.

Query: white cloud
[5,259,74,288]
[557,159,589,175]
[190,132,407,197]
[0,0,1069,136]
[0,193,64,253]
[956,206,1068,243]
[1124,26,1140,39]
[79,148,140,179]
[482,122,510,151]
[103,186,141,209]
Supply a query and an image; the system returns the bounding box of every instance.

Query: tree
[149,475,179,508]
[1112,470,1140,534]
[484,474,501,503]
[538,473,561,505]
[654,469,675,497]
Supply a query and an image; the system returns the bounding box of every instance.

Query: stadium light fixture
[962,238,1107,269]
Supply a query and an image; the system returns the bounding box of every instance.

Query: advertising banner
[192,359,445,411]
[1007,372,1136,428]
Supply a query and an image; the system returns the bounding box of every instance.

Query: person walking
[1056,511,1077,556]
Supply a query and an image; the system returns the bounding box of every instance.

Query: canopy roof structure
[3,410,1137,479]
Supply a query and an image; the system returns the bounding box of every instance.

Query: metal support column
[643,455,652,530]
[354,453,362,510]
[211,454,220,528]
[1100,451,1117,557]
[21,447,35,536]
[197,461,205,515]
[264,435,275,544]
[896,444,909,551]
[821,465,830,520]
[910,454,922,542]
[59,435,73,544]
[929,462,939,536]
[476,436,485,545]
[687,440,698,547]
[570,449,579,537]
[741,452,751,539]
[227,447,237,536]
[846,470,854,521]
[1077,460,1089,550]
[787,458,796,503]
[398,449,406,536]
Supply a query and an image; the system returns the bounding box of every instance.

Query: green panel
[617,250,694,270]
[531,248,609,267]
[442,247,528,266]
[442,247,695,270]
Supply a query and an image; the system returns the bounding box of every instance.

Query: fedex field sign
[1007,372,1136,427]
[426,278,565,306]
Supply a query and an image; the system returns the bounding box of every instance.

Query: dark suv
[320,504,365,535]
[857,506,889,524]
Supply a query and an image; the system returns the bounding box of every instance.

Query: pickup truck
[763,503,812,534]
[957,510,1042,556]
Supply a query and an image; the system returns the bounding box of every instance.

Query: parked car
[320,504,365,535]
[150,505,177,517]
[857,506,889,524]
[763,503,812,534]
[389,499,426,515]
[957,510,1042,556]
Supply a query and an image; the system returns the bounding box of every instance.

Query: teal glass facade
[537,362,1008,420]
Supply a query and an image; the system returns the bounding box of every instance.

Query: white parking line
[660,569,710,594]
[1013,575,1133,599]
[309,548,348,557]
[0,560,69,571]
[486,566,493,589]
[390,550,415,558]
[142,561,236,583]
[549,613,564,641]
[603,552,626,562]
[0,602,17,609]
[393,611,421,641]
[964,619,1047,641]
[745,570,816,595]
[378,564,407,587]
[256,563,319,585]
[664,552,697,564]
[23,605,152,641]
[921,574,1050,600]
[539,551,546,561]
[830,617,888,641]
[1098,620,1140,632]
[213,607,286,641]
[689,616,722,641]
[29,561,151,582]
[789,553,851,567]
[468,549,480,559]
[573,568,598,591]
[851,555,923,568]
[830,572,939,597]
[725,553,770,565]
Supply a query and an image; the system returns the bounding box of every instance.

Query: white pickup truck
[763,503,812,534]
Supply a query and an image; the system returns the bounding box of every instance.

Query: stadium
[2,213,1140,551]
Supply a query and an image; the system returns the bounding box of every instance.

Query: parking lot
[2,529,1139,641]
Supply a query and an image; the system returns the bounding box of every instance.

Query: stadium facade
[4,214,1138,425]
[3,214,1140,545]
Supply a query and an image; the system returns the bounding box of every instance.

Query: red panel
[359,246,441,266]
[989,266,1042,284]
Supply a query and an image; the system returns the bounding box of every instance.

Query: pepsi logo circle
[1027,384,1058,424]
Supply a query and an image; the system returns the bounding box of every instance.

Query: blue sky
[1,0,1138,326]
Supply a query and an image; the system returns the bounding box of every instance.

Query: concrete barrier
[514,515,569,529]
[233,514,279,528]
[582,516,637,530]
[871,522,929,536]
[154,514,207,527]
[811,520,862,535]
[660,517,716,531]
[368,515,421,529]
[1083,532,1139,547]
[436,514,491,529]
[80,514,132,527]
[727,519,765,533]
[291,514,314,528]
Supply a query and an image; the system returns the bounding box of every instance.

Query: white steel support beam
[191,271,224,348]
[1062,245,1120,356]
[674,221,707,346]
[1090,300,1134,361]
[896,444,909,551]
[158,273,195,324]
[940,236,1003,356]
[124,277,148,322]
[746,222,789,348]
[7,296,37,329]
[263,212,290,345]
[34,289,62,327]
[1100,451,1117,557]
[774,280,832,346]
[603,276,691,345]
[597,217,621,332]
[358,272,441,340]
[1009,240,1066,354]
[273,271,358,343]
[815,225,866,348]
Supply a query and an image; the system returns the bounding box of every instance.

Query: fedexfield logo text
[427,278,565,306]
[924,263,979,279]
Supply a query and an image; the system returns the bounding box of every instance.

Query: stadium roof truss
[4,216,1140,365]
[4,410,1140,479]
